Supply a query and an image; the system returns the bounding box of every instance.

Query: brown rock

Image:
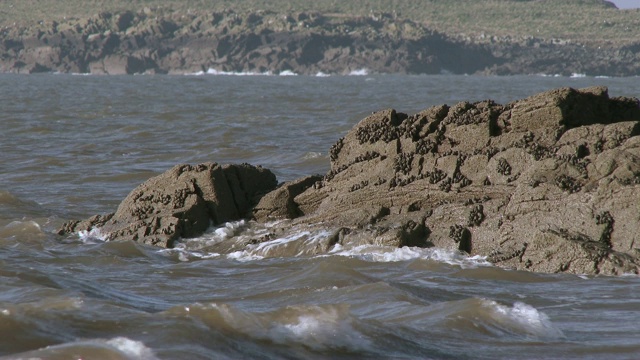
[58,163,277,247]
[287,86,640,275]
[57,86,640,275]
[252,175,323,222]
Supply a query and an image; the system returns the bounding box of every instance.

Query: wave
[0,337,158,360]
[186,68,300,76]
[159,297,561,357]
[348,68,369,76]
[278,70,298,76]
[159,221,494,269]
[329,244,491,268]
[0,191,45,219]
[378,297,564,341]
[165,302,370,352]
[302,151,325,159]
[77,227,108,243]
[0,220,45,242]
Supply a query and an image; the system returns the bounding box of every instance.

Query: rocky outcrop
[2,9,639,76]
[255,86,640,275]
[0,10,494,75]
[58,87,640,275]
[58,163,277,247]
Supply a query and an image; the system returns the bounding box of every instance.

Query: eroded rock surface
[58,163,276,247]
[3,9,639,76]
[272,86,640,275]
[58,86,640,275]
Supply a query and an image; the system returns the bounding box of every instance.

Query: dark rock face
[58,163,277,247]
[3,9,638,76]
[0,10,494,75]
[252,175,323,222]
[286,86,640,275]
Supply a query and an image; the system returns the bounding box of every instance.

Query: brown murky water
[1,73,639,359]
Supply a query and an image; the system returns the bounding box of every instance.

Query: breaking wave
[348,68,369,76]
[329,244,492,268]
[0,337,158,360]
[165,302,370,352]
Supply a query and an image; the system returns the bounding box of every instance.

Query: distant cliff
[1,9,639,76]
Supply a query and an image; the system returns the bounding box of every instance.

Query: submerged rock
[59,86,640,275]
[58,163,276,247]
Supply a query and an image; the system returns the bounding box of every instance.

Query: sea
[1,72,639,360]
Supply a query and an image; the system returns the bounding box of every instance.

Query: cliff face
[2,9,639,76]
[0,10,493,75]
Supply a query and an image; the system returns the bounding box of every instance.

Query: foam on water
[1,337,158,360]
[178,302,370,352]
[315,71,331,77]
[267,305,370,351]
[329,244,492,268]
[302,151,325,159]
[348,68,369,76]
[1,220,41,235]
[484,299,565,339]
[77,227,108,243]
[185,68,274,76]
[226,229,333,261]
[159,248,221,262]
[105,337,158,359]
[279,70,298,76]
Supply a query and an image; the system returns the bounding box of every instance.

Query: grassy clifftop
[1,0,639,45]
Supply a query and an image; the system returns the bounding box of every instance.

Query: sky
[609,0,640,9]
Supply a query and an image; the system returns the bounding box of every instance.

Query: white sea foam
[159,248,221,262]
[267,306,370,351]
[302,151,325,159]
[174,220,249,249]
[329,244,492,268]
[348,68,369,76]
[104,337,158,359]
[570,73,587,78]
[2,220,41,232]
[225,228,333,261]
[186,68,274,76]
[77,227,107,243]
[537,73,562,77]
[485,300,564,339]
[315,71,331,77]
[4,337,158,360]
[279,70,298,76]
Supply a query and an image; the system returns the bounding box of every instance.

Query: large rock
[284,86,640,275]
[57,86,640,275]
[58,163,277,247]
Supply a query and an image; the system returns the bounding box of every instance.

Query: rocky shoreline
[59,86,640,275]
[2,9,640,76]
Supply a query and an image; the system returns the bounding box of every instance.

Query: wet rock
[252,175,322,222]
[57,86,640,275]
[58,163,277,248]
[287,86,640,275]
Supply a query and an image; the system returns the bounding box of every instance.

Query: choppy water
[1,73,639,359]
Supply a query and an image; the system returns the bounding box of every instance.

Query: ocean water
[1,73,639,359]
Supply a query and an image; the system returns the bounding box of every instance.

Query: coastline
[2,9,640,77]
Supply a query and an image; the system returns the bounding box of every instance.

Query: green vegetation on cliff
[1,0,639,45]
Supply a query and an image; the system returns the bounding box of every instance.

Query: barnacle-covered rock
[58,163,277,247]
